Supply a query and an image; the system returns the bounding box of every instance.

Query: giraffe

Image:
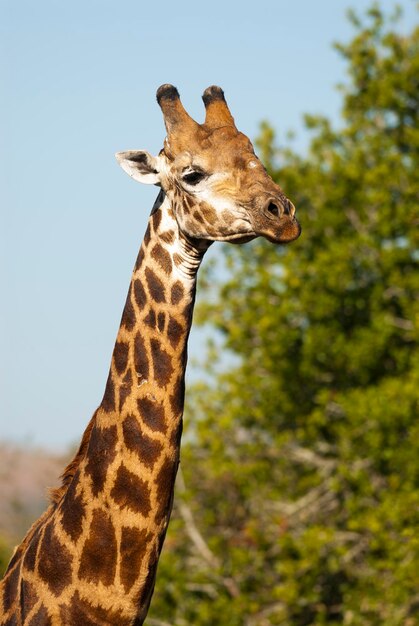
[0,84,300,625]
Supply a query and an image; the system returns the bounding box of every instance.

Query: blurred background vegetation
[1,4,418,625]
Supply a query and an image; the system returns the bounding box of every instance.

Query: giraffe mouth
[210,232,257,244]
[251,215,302,244]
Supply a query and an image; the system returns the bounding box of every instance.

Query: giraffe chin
[228,234,257,245]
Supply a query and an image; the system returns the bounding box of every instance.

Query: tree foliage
[148,5,419,625]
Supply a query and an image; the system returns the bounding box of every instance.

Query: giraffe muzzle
[250,197,301,244]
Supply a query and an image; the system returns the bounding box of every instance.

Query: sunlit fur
[0,85,300,626]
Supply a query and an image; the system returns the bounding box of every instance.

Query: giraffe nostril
[283,199,294,216]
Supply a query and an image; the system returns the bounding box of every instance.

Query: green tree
[148,5,419,625]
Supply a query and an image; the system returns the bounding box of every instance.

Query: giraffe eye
[182,170,206,186]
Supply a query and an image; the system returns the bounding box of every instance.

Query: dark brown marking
[160,229,175,245]
[38,521,72,597]
[154,456,179,525]
[201,203,217,221]
[2,564,19,613]
[145,268,165,303]
[110,464,151,516]
[119,370,133,412]
[20,579,39,615]
[173,253,183,267]
[22,526,42,573]
[114,341,129,375]
[61,591,130,626]
[182,302,194,324]
[167,316,183,348]
[59,471,85,542]
[28,605,52,626]
[134,246,145,271]
[169,375,185,417]
[152,209,162,231]
[143,308,157,329]
[85,424,118,497]
[171,281,184,305]
[157,311,166,332]
[134,279,147,310]
[143,226,151,248]
[170,418,184,450]
[3,613,19,626]
[121,284,136,331]
[183,195,194,210]
[193,209,205,224]
[122,415,163,468]
[152,243,172,275]
[78,509,117,586]
[150,338,174,387]
[138,565,157,614]
[134,332,149,380]
[137,396,166,433]
[120,527,152,593]
[6,542,24,571]
[101,373,115,413]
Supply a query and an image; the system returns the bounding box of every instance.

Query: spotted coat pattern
[0,84,300,625]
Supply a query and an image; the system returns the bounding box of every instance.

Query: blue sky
[1,0,416,449]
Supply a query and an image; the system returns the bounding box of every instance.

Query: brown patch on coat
[110,465,151,516]
[61,591,130,626]
[154,456,179,525]
[134,246,145,271]
[2,563,20,612]
[85,424,118,497]
[167,316,183,348]
[137,565,157,616]
[152,210,162,231]
[150,339,174,387]
[101,374,115,413]
[151,243,172,275]
[173,253,183,268]
[122,415,163,468]
[157,312,166,332]
[38,521,73,596]
[145,268,165,303]
[78,509,117,586]
[119,370,133,411]
[20,579,39,615]
[137,397,166,433]
[134,333,149,380]
[169,375,185,417]
[134,279,148,310]
[143,308,157,329]
[22,525,43,573]
[171,281,184,305]
[28,604,52,626]
[121,284,136,331]
[160,230,175,245]
[59,470,85,542]
[114,341,129,375]
[120,526,152,593]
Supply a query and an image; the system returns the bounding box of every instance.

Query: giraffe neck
[0,192,210,626]
[100,189,206,427]
[66,190,209,620]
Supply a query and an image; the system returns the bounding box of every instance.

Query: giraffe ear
[115,150,162,185]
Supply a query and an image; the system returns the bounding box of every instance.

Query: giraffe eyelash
[182,170,207,186]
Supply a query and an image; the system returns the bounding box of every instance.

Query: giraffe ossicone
[0,84,300,625]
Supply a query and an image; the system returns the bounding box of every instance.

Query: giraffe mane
[49,413,96,504]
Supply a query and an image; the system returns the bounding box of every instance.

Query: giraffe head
[116,84,300,244]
